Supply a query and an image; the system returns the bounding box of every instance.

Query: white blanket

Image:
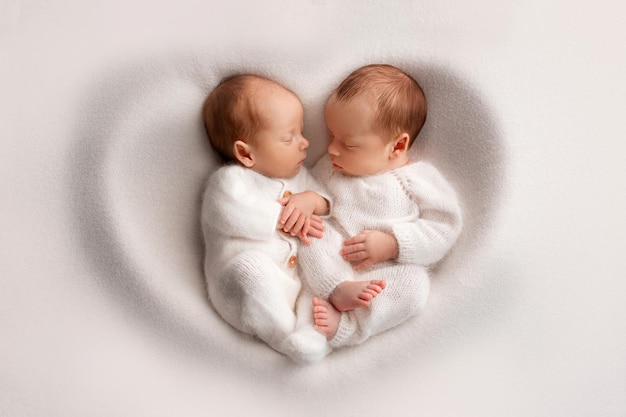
[2,1,625,416]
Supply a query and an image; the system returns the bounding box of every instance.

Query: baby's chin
[281,159,306,178]
[338,170,358,177]
[255,165,301,179]
[281,165,303,179]
[332,163,354,176]
[340,162,410,177]
[335,166,366,177]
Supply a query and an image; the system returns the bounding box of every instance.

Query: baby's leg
[329,280,386,312]
[290,291,331,362]
[298,220,354,298]
[211,251,300,354]
[329,265,430,349]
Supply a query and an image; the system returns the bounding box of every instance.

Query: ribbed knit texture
[300,155,462,347]
[201,164,329,361]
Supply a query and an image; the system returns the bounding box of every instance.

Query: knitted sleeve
[391,162,463,266]
[201,166,281,241]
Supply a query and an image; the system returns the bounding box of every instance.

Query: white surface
[2,1,626,416]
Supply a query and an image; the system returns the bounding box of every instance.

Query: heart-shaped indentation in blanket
[71,52,506,372]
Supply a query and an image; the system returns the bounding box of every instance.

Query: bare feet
[329,280,386,312]
[312,297,341,340]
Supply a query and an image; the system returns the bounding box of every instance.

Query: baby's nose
[327,139,338,155]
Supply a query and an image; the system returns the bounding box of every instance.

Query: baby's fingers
[297,223,312,245]
[352,258,374,270]
[307,226,324,239]
[341,241,367,256]
[310,214,324,224]
[279,204,296,226]
[288,214,306,236]
[343,231,369,246]
[298,233,312,245]
[309,216,325,233]
[300,217,311,236]
[283,209,304,232]
[341,247,367,261]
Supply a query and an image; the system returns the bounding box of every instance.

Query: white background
[2,1,625,416]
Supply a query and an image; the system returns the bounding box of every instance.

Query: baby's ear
[390,133,410,158]
[233,140,255,167]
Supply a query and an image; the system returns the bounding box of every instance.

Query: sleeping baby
[299,64,463,350]
[200,74,329,362]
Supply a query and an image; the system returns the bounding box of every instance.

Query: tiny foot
[312,297,341,340]
[329,280,386,312]
[284,328,330,363]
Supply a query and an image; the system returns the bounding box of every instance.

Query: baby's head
[203,74,309,179]
[325,64,427,176]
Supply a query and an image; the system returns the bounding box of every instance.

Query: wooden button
[288,255,297,268]
[282,190,293,198]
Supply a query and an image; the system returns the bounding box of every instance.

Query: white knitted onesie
[201,164,329,362]
[299,155,462,348]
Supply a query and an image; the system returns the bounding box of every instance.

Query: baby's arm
[392,163,462,266]
[341,163,462,269]
[278,191,329,245]
[205,166,283,241]
[341,230,399,270]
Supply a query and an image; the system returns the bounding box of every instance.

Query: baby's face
[325,98,398,176]
[249,88,309,179]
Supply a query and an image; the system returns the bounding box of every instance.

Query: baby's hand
[306,214,325,241]
[341,230,399,270]
[278,192,326,245]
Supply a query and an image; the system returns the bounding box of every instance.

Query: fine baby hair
[330,64,427,146]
